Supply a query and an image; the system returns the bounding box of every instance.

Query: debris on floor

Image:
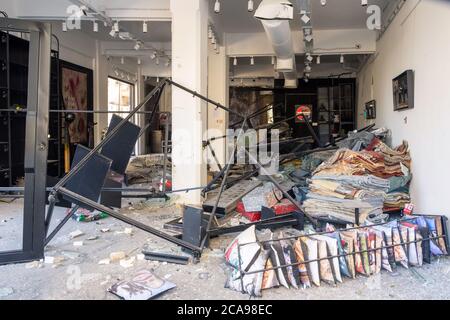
[0,287,14,298]
[125,154,171,186]
[108,270,176,300]
[69,230,84,239]
[109,251,127,262]
[71,208,109,222]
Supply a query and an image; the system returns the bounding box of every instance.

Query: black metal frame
[0,57,313,264]
[0,18,51,265]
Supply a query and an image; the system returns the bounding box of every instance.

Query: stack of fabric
[301,129,412,223]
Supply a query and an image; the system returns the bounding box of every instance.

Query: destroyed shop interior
[0,0,450,301]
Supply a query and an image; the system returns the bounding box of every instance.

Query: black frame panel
[0,18,51,265]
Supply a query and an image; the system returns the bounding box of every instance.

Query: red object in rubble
[236,201,261,222]
[272,199,298,215]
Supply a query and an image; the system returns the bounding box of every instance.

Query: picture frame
[393,70,414,111]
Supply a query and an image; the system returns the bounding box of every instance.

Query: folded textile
[336,131,376,151]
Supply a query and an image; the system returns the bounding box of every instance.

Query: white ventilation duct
[255,0,297,88]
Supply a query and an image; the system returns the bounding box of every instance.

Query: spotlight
[151,52,157,60]
[306,54,313,62]
[340,54,344,64]
[93,21,98,32]
[137,58,141,65]
[305,65,312,73]
[248,0,254,12]
[62,21,67,32]
[250,56,255,65]
[208,26,213,39]
[316,55,321,64]
[361,0,368,6]
[143,21,148,33]
[156,57,160,65]
[271,56,275,65]
[165,59,171,67]
[156,77,160,83]
[320,0,327,6]
[109,28,117,37]
[134,41,142,51]
[214,0,220,13]
[211,36,216,45]
[233,57,238,66]
[114,69,119,76]
[121,57,125,64]
[114,21,119,32]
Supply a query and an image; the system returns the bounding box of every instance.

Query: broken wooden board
[202,180,262,216]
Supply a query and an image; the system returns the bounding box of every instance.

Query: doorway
[107,77,134,126]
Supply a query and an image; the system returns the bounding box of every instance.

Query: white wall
[357,0,450,216]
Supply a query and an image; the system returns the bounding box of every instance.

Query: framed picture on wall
[393,70,414,111]
[60,60,94,147]
[295,104,312,123]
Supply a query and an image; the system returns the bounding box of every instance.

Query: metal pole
[58,187,202,255]
[200,117,248,250]
[244,148,318,227]
[162,113,170,194]
[205,141,223,172]
[166,79,243,119]
[52,81,166,192]
[44,205,79,246]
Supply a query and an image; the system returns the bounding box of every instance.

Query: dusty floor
[0,198,450,300]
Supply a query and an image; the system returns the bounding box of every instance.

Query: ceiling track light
[233,57,238,66]
[121,57,125,64]
[361,0,368,6]
[156,57,160,65]
[340,54,345,64]
[137,58,141,65]
[93,20,98,32]
[165,59,171,67]
[211,36,216,45]
[134,41,142,51]
[250,56,255,65]
[109,28,117,38]
[316,55,321,64]
[143,21,148,33]
[62,21,67,32]
[114,21,119,32]
[214,0,221,13]
[271,56,275,65]
[151,52,157,60]
[248,0,254,12]
[208,26,213,39]
[320,0,327,6]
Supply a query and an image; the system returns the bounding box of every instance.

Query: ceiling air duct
[255,0,297,88]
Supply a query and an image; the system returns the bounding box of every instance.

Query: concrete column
[207,43,229,172]
[170,0,209,204]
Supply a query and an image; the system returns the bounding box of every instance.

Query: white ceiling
[214,0,389,33]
